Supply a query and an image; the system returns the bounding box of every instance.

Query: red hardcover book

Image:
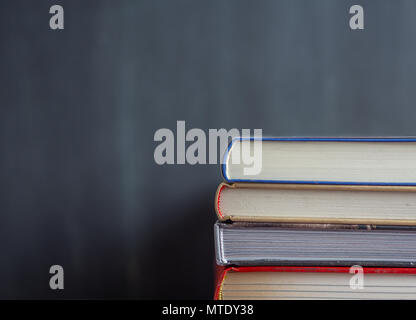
[214,266,416,300]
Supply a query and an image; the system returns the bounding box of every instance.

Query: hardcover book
[215,182,416,225]
[215,266,416,300]
[223,137,416,185]
[215,222,416,267]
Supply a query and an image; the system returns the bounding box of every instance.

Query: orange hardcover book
[215,182,416,225]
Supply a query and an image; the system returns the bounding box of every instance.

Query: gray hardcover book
[215,222,416,267]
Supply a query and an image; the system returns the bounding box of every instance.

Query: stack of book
[214,138,416,300]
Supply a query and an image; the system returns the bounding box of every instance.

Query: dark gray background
[1,0,416,298]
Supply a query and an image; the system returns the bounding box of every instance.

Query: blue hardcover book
[222,137,416,185]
